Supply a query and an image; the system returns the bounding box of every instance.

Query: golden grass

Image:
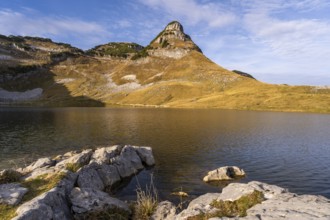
[3,46,329,113]
[0,170,21,184]
[65,163,82,173]
[21,173,66,202]
[133,177,158,220]
[0,173,65,220]
[0,204,17,220]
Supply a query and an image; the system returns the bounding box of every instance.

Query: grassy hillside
[44,50,329,113]
[0,25,329,113]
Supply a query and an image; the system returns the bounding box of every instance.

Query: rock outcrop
[148,21,202,59]
[203,166,246,182]
[174,181,330,220]
[0,145,155,220]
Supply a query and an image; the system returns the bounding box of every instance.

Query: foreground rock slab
[245,193,330,220]
[13,186,72,220]
[0,183,28,205]
[175,181,330,220]
[69,187,130,219]
[203,166,245,182]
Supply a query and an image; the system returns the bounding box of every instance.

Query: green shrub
[131,49,148,60]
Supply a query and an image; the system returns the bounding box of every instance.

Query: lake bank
[1,146,329,220]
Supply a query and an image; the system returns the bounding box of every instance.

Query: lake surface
[0,107,330,201]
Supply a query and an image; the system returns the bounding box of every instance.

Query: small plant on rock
[65,163,82,173]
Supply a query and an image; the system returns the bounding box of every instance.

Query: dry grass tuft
[133,176,158,220]
[65,163,82,173]
[0,172,66,220]
[0,169,22,184]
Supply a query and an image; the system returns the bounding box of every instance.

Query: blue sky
[1,0,330,85]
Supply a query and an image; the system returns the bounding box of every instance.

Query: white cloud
[140,0,236,28]
[244,13,330,58]
[0,9,112,49]
[240,0,330,13]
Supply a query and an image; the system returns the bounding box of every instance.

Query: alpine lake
[1,107,329,202]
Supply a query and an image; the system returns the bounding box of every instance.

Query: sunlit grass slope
[48,51,329,113]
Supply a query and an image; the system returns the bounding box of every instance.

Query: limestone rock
[24,157,55,173]
[112,145,144,178]
[0,183,28,205]
[69,187,130,216]
[0,169,22,184]
[22,167,57,181]
[90,145,122,164]
[8,146,155,220]
[14,187,72,220]
[246,193,330,220]
[203,166,245,182]
[149,21,202,59]
[176,193,222,219]
[56,171,78,195]
[151,201,177,220]
[12,202,53,220]
[148,48,191,59]
[175,181,330,220]
[95,164,121,188]
[133,146,155,166]
[56,149,93,169]
[77,166,104,191]
[244,181,288,199]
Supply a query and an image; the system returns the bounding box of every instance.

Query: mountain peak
[165,21,184,32]
[148,21,202,58]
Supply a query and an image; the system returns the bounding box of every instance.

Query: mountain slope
[0,22,329,112]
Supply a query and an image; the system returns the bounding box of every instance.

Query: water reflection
[0,107,329,200]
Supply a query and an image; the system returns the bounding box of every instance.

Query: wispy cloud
[0,9,112,49]
[140,0,236,28]
[240,0,330,13]
[244,13,330,58]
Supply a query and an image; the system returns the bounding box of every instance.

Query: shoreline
[1,103,329,115]
[1,146,329,219]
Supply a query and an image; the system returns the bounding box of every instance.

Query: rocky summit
[0,21,329,112]
[148,21,202,58]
